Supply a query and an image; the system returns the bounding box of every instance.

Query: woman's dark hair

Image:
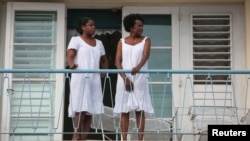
[76,17,93,34]
[123,14,144,32]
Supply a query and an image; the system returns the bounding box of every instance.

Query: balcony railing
[0,69,250,141]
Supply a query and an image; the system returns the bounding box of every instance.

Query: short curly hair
[123,14,144,32]
[76,17,93,35]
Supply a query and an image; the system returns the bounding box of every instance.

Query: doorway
[63,8,122,140]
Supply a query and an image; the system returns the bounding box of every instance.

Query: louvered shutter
[11,11,57,140]
[192,15,231,84]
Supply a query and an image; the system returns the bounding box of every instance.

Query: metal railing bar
[2,69,250,74]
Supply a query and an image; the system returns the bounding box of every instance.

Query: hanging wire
[222,74,231,124]
[100,73,113,139]
[47,73,53,132]
[157,73,171,131]
[179,73,195,132]
[53,73,70,131]
[199,73,217,130]
[229,73,240,124]
[14,73,33,132]
[35,73,50,131]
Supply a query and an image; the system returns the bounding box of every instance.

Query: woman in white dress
[113,14,154,141]
[66,17,109,140]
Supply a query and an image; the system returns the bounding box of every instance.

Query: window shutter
[13,12,56,70]
[11,11,57,140]
[192,15,231,84]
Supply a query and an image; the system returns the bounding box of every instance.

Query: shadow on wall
[63,31,121,140]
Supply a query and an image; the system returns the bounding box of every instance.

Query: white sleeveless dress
[67,36,105,117]
[113,37,154,117]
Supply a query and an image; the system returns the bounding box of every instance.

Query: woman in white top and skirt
[113,14,154,141]
[67,17,109,141]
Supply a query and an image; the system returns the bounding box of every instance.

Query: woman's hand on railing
[69,63,78,69]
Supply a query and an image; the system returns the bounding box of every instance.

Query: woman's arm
[66,49,78,69]
[115,40,133,91]
[100,54,109,78]
[131,37,151,75]
[100,55,109,69]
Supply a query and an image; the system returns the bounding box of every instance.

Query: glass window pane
[141,15,172,46]
[149,49,172,70]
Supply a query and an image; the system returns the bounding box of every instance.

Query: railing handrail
[1,68,250,74]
